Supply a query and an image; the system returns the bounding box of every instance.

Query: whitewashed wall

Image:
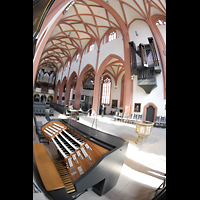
[129,20,153,47]
[79,44,97,74]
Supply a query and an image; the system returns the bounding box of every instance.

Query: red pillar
[53,80,60,103]
[58,77,67,104]
[64,83,71,106]
[91,73,100,116]
[74,78,82,109]
[147,15,166,99]
[122,28,133,112]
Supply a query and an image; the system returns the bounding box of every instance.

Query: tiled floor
[33,111,166,200]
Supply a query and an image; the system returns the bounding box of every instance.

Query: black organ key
[51,125,94,166]
[52,137,69,158]
[61,130,83,147]
[60,133,78,150]
[63,129,85,145]
[55,135,74,155]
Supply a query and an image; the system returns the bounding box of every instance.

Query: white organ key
[45,127,55,135]
[55,135,73,154]
[48,126,58,133]
[53,123,64,129]
[52,125,61,131]
[52,138,68,158]
[68,157,73,168]
[60,132,78,150]
[63,129,85,146]
[44,129,52,137]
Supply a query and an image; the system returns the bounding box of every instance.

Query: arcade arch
[58,76,67,104]
[92,54,125,115]
[74,64,95,109]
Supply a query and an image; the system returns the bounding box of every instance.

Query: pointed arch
[74,64,95,108]
[97,54,125,75]
[92,54,126,115]
[142,102,158,123]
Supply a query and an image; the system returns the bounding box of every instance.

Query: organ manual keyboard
[33,118,128,200]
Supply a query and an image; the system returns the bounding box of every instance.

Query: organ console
[33,118,128,200]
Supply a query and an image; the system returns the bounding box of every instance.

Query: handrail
[86,108,98,129]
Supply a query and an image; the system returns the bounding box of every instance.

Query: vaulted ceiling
[37,0,166,73]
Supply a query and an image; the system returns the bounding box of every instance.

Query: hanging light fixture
[131,74,134,80]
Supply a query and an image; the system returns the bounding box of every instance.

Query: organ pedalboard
[33,118,128,200]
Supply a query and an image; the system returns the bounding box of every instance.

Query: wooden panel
[33,143,65,191]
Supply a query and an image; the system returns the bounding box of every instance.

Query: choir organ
[33,118,128,200]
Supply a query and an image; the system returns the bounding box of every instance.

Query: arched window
[76,53,80,62]
[89,42,95,52]
[104,29,117,44]
[101,77,111,105]
[108,31,116,42]
[156,19,166,25]
[86,40,96,53]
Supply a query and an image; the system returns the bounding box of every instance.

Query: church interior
[33,0,166,199]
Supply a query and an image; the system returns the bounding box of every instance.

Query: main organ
[33,118,128,200]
